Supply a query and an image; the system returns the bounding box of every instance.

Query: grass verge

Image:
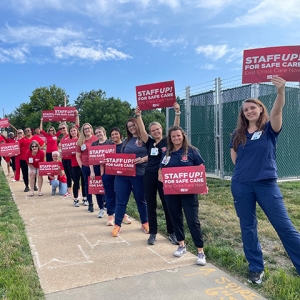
[0,168,44,300]
[127,178,300,300]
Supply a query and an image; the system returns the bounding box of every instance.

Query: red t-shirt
[34,133,47,144]
[60,134,71,159]
[26,150,45,168]
[18,136,45,160]
[76,135,98,167]
[41,130,61,153]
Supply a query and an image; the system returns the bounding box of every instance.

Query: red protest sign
[105,154,136,176]
[61,138,78,157]
[89,144,116,165]
[136,80,176,110]
[88,176,105,194]
[42,110,59,122]
[162,165,207,195]
[39,162,60,176]
[0,118,10,128]
[242,45,300,84]
[54,106,76,122]
[0,142,20,157]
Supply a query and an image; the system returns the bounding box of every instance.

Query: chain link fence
[167,76,300,179]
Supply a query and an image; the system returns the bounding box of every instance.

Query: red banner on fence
[60,138,78,157]
[0,142,20,157]
[42,110,58,122]
[89,144,116,165]
[136,80,176,110]
[88,176,105,194]
[54,106,76,122]
[105,154,136,176]
[162,165,207,195]
[39,162,60,176]
[0,118,10,128]
[242,45,300,84]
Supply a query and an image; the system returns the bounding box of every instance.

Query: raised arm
[135,106,149,143]
[9,124,17,132]
[75,110,79,127]
[270,76,286,133]
[173,102,181,126]
[40,118,43,131]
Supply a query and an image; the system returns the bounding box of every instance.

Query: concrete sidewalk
[4,163,266,300]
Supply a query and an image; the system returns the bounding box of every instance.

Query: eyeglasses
[24,129,30,132]
[84,127,91,131]
[95,131,102,135]
[127,124,135,129]
[31,146,38,148]
[17,132,23,134]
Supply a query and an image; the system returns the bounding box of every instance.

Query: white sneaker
[11,179,17,182]
[82,198,88,206]
[97,209,105,218]
[73,199,80,207]
[196,252,206,265]
[173,245,186,257]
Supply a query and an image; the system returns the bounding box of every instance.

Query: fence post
[218,77,224,179]
[251,83,259,98]
[214,78,219,177]
[185,86,191,141]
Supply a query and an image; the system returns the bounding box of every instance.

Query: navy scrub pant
[165,194,204,248]
[102,173,116,216]
[144,171,174,235]
[114,175,148,227]
[231,179,300,274]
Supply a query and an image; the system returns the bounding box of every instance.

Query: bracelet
[175,111,181,116]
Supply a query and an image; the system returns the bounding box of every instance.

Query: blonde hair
[77,123,94,146]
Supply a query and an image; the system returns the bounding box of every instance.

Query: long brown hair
[68,125,79,139]
[166,125,191,157]
[232,98,269,151]
[123,118,143,148]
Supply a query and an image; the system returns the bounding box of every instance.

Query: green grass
[127,178,300,300]
[0,168,44,300]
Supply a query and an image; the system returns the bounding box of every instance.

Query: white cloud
[201,63,218,70]
[195,44,233,60]
[0,47,28,63]
[53,43,132,61]
[217,0,300,27]
[144,36,186,49]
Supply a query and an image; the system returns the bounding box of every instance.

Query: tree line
[6,85,166,136]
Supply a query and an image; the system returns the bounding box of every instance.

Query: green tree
[141,109,166,134]
[8,85,68,130]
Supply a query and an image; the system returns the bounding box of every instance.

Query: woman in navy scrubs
[230,76,300,284]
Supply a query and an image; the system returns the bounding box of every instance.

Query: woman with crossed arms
[135,102,181,246]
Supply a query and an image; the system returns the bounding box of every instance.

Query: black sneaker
[88,204,94,212]
[248,270,264,284]
[168,233,179,245]
[34,186,38,191]
[24,187,30,192]
[147,234,157,245]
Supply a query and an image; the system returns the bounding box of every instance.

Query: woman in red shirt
[26,141,45,196]
[76,123,97,212]
[40,118,61,162]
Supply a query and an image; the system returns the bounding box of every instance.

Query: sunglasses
[17,132,23,134]
[60,127,66,130]
[24,129,30,132]
[31,145,38,148]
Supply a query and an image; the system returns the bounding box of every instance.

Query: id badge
[29,157,33,163]
[81,144,86,151]
[162,156,170,166]
[150,147,159,156]
[53,136,57,140]
[251,131,262,140]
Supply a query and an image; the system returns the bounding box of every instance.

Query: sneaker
[168,233,179,245]
[34,186,38,191]
[123,214,132,224]
[106,215,114,226]
[197,252,207,266]
[141,222,149,234]
[82,198,88,206]
[111,225,121,237]
[63,192,71,198]
[173,245,187,257]
[51,190,56,196]
[73,199,80,207]
[11,179,17,182]
[24,187,30,192]
[147,234,157,245]
[248,270,264,284]
[97,209,105,218]
[88,204,94,212]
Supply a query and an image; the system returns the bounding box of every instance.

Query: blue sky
[1,0,300,116]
